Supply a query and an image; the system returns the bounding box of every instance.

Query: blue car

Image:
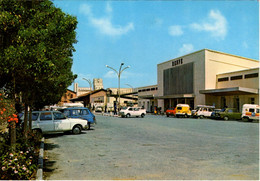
[60,107,96,130]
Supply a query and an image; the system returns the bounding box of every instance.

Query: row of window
[218,73,258,82]
[138,87,158,92]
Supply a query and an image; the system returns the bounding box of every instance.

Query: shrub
[0,149,38,180]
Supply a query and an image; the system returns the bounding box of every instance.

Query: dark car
[60,107,96,130]
[214,108,242,121]
[210,109,222,119]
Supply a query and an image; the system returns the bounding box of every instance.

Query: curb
[36,137,44,180]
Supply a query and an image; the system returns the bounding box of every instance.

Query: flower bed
[0,92,41,179]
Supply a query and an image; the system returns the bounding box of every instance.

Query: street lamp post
[82,78,92,91]
[106,63,130,110]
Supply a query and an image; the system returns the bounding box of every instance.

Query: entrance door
[221,97,226,108]
[233,97,240,112]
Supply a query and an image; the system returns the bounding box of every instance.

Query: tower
[93,78,103,90]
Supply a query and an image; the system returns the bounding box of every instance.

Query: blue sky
[53,0,259,90]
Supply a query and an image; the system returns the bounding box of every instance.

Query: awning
[155,94,195,99]
[199,87,259,96]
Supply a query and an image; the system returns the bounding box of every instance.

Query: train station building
[156,49,259,112]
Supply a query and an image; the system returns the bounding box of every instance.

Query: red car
[166,108,176,117]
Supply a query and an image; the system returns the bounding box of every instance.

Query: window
[134,108,140,111]
[53,112,66,120]
[25,113,39,121]
[63,110,70,117]
[250,98,255,104]
[129,108,133,111]
[218,77,229,82]
[72,110,80,116]
[245,73,258,79]
[40,112,52,121]
[230,75,242,80]
[256,109,260,114]
[32,113,39,121]
[81,109,89,115]
[228,109,233,113]
[249,108,255,113]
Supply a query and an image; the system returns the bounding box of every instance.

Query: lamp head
[121,62,124,66]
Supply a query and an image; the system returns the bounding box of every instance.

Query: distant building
[74,82,91,96]
[60,89,77,104]
[137,85,158,113]
[156,49,259,112]
[93,78,103,90]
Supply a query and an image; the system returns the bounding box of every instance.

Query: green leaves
[0,0,78,109]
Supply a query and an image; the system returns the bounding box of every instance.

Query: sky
[53,0,259,90]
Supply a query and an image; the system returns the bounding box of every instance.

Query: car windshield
[53,112,66,119]
[177,107,182,110]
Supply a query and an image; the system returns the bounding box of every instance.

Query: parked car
[119,107,146,118]
[192,105,215,118]
[175,104,191,118]
[60,107,96,130]
[20,111,88,135]
[95,106,103,112]
[214,108,242,121]
[165,108,176,117]
[241,104,260,122]
[210,109,222,119]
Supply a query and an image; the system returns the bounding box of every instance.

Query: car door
[80,109,93,123]
[53,112,71,131]
[128,108,134,117]
[71,109,81,118]
[134,108,140,116]
[38,112,54,132]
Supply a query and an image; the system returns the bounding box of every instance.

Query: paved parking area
[43,115,259,180]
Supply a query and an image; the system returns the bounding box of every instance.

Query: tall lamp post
[82,78,92,91]
[106,63,130,109]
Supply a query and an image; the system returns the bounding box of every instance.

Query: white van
[241,104,259,122]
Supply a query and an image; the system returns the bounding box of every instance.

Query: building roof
[157,49,259,66]
[199,87,259,96]
[67,89,76,94]
[70,88,108,101]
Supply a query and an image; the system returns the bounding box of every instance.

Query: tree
[0,0,78,138]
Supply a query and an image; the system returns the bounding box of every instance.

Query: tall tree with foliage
[0,0,78,138]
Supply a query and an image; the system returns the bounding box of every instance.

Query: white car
[192,105,215,118]
[21,111,88,135]
[119,107,146,118]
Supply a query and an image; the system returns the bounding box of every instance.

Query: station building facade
[156,49,259,112]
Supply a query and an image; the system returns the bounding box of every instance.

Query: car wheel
[200,115,204,119]
[72,125,81,134]
[242,117,249,122]
[166,114,169,117]
[141,113,145,118]
[224,116,229,121]
[126,114,130,118]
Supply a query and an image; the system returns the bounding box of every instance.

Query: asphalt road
[43,114,259,180]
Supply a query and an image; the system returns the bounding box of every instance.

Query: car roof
[30,111,61,113]
[63,107,89,110]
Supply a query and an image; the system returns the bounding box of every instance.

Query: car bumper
[119,112,125,116]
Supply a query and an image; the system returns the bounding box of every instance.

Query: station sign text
[172,58,183,67]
